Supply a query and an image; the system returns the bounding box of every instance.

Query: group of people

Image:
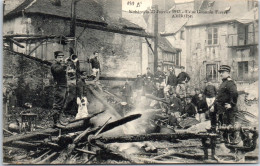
[51,48,238,138]
[128,64,238,135]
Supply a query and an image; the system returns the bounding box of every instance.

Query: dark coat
[197,99,208,113]
[204,85,217,98]
[216,77,238,107]
[89,57,100,69]
[177,72,190,84]
[134,77,144,90]
[167,72,178,86]
[145,80,155,94]
[168,96,183,113]
[122,83,133,97]
[154,70,165,83]
[191,94,200,107]
[51,62,67,86]
[183,103,196,117]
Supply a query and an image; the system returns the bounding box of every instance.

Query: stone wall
[4,15,143,78]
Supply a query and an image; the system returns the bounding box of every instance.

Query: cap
[218,65,231,72]
[137,73,141,76]
[54,51,64,58]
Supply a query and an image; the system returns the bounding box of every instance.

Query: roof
[4,0,106,24]
[4,0,147,37]
[158,36,181,53]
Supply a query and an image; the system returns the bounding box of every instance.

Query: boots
[53,113,67,128]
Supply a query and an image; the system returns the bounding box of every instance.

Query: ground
[3,105,258,164]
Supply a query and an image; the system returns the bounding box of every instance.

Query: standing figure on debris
[166,67,178,92]
[176,66,190,96]
[134,73,144,104]
[212,65,238,133]
[154,66,165,84]
[144,67,154,80]
[197,94,208,122]
[88,51,101,81]
[121,80,133,105]
[204,80,217,120]
[51,51,68,127]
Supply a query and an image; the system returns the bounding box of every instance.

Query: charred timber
[98,132,217,143]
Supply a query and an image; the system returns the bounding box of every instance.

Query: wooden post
[153,5,159,72]
[201,138,208,160]
[210,137,216,159]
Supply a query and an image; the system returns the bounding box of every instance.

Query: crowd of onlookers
[120,66,218,127]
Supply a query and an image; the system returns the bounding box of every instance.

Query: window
[206,64,218,81]
[238,61,248,80]
[180,30,185,40]
[207,27,218,45]
[176,52,180,66]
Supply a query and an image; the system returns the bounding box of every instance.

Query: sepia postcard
[2,0,259,164]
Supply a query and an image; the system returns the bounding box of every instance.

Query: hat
[137,73,141,76]
[54,51,64,58]
[218,65,231,72]
[169,67,173,71]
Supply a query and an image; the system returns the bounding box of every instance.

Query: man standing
[212,65,238,133]
[204,80,217,119]
[154,66,165,84]
[121,80,133,105]
[176,66,190,96]
[51,51,68,127]
[134,73,144,104]
[166,67,178,91]
[88,51,101,80]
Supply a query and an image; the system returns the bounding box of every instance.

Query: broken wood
[36,151,58,164]
[7,38,25,48]
[31,150,52,164]
[3,117,95,145]
[88,85,121,119]
[94,140,138,163]
[69,110,105,123]
[75,148,96,155]
[98,132,217,143]
[3,128,15,135]
[6,141,41,150]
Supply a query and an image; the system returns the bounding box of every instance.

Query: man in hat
[144,67,154,80]
[183,95,197,118]
[134,73,144,104]
[166,67,178,91]
[51,51,68,127]
[88,51,101,81]
[176,66,190,96]
[154,66,165,84]
[211,65,238,133]
[121,79,133,105]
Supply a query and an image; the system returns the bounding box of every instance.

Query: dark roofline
[4,11,108,26]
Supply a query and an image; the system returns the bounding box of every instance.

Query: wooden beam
[7,38,25,48]
[76,22,154,39]
[98,132,217,143]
